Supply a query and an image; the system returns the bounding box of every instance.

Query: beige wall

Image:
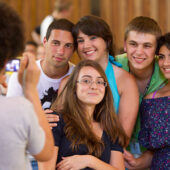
[4,0,170,64]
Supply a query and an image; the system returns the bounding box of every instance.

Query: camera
[6,59,20,72]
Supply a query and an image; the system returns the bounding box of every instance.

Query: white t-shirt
[0,96,45,170]
[7,60,75,109]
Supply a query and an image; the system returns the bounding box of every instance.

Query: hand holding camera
[18,52,40,97]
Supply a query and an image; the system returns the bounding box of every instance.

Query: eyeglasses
[77,78,107,88]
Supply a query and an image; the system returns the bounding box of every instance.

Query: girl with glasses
[39,60,127,170]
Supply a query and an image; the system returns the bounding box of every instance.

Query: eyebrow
[51,40,73,45]
[81,75,103,79]
[128,40,153,45]
[65,42,74,45]
[77,37,83,39]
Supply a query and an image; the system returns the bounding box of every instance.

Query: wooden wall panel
[142,0,150,16]
[118,0,128,49]
[134,0,143,16]
[166,0,170,32]
[3,0,170,64]
[127,0,135,21]
[100,0,169,51]
[158,0,166,33]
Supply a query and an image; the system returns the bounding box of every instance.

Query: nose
[83,39,91,49]
[163,56,170,65]
[90,81,98,89]
[57,45,64,56]
[136,45,143,56]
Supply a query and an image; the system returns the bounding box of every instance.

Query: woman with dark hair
[124,33,170,169]
[72,15,138,140]
[39,60,127,170]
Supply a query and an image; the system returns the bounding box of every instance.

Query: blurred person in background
[24,40,38,56]
[36,44,46,60]
[32,0,73,44]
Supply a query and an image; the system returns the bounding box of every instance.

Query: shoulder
[113,65,136,87]
[103,132,123,153]
[6,96,33,111]
[68,62,75,72]
[115,53,129,71]
[144,92,154,99]
[1,95,23,104]
[69,61,75,67]
[115,53,128,62]
[0,96,35,122]
[113,65,138,95]
[60,76,70,89]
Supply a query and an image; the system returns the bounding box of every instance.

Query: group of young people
[0,1,169,170]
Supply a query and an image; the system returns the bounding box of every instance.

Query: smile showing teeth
[85,50,95,55]
[133,56,145,63]
[164,68,170,72]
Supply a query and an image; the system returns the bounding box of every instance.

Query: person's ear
[124,41,127,52]
[43,37,47,46]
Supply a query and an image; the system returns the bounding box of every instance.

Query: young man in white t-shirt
[7,19,75,110]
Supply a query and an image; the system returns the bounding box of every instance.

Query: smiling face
[158,45,170,79]
[76,66,106,107]
[76,31,108,63]
[43,29,74,68]
[124,31,157,71]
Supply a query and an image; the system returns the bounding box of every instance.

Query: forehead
[159,45,170,53]
[49,29,74,43]
[126,31,156,44]
[77,31,89,38]
[78,66,102,78]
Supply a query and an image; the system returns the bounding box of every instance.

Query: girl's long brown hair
[53,60,127,157]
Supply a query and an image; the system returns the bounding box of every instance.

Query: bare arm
[38,146,58,170]
[57,151,124,170]
[115,67,139,144]
[124,149,153,169]
[18,52,54,161]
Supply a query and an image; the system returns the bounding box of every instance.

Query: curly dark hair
[0,2,25,70]
[156,32,170,55]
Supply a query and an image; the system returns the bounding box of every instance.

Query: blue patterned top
[139,96,170,169]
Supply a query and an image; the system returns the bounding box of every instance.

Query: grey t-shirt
[0,96,45,170]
